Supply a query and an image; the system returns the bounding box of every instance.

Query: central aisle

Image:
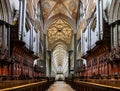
[47,81,75,91]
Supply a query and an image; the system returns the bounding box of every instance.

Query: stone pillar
[74,33,77,75]
[68,50,73,75]
[19,0,23,40]
[19,0,26,40]
[47,50,51,77]
[29,29,32,50]
[97,0,100,40]
[110,26,113,51]
[114,24,118,48]
[2,24,5,51]
[29,26,34,50]
[100,0,103,39]
[68,52,70,75]
[43,34,46,76]
[87,22,91,50]
[116,24,118,48]
[8,25,10,56]
[97,0,103,40]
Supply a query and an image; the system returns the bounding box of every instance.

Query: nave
[0,0,120,91]
[47,81,75,91]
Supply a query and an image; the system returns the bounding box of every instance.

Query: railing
[65,78,120,91]
[0,79,55,91]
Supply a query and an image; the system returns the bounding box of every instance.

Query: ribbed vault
[47,18,73,49]
[43,0,79,76]
[47,18,73,74]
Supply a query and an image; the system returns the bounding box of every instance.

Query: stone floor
[47,81,75,91]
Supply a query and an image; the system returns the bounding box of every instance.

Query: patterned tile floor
[47,81,75,91]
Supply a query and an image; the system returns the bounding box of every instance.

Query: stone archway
[109,0,120,24]
[46,17,74,78]
[44,14,77,34]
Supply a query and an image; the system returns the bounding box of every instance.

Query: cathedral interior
[0,0,120,91]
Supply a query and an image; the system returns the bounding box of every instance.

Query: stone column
[47,50,51,77]
[43,34,46,76]
[19,0,26,40]
[116,24,118,48]
[29,26,34,50]
[2,24,5,51]
[68,50,73,75]
[8,25,10,56]
[87,21,91,50]
[100,0,103,39]
[97,0,103,40]
[110,26,113,51]
[74,33,77,75]
[68,52,70,75]
[97,0,100,40]
[19,0,23,40]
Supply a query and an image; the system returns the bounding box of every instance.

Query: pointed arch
[44,14,76,34]
[109,0,120,24]
[0,0,12,24]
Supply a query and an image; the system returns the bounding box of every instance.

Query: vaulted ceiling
[41,0,79,22]
[52,44,68,67]
[47,18,73,71]
[47,18,73,49]
[41,0,79,73]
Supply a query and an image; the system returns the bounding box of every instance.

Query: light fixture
[57,28,62,32]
